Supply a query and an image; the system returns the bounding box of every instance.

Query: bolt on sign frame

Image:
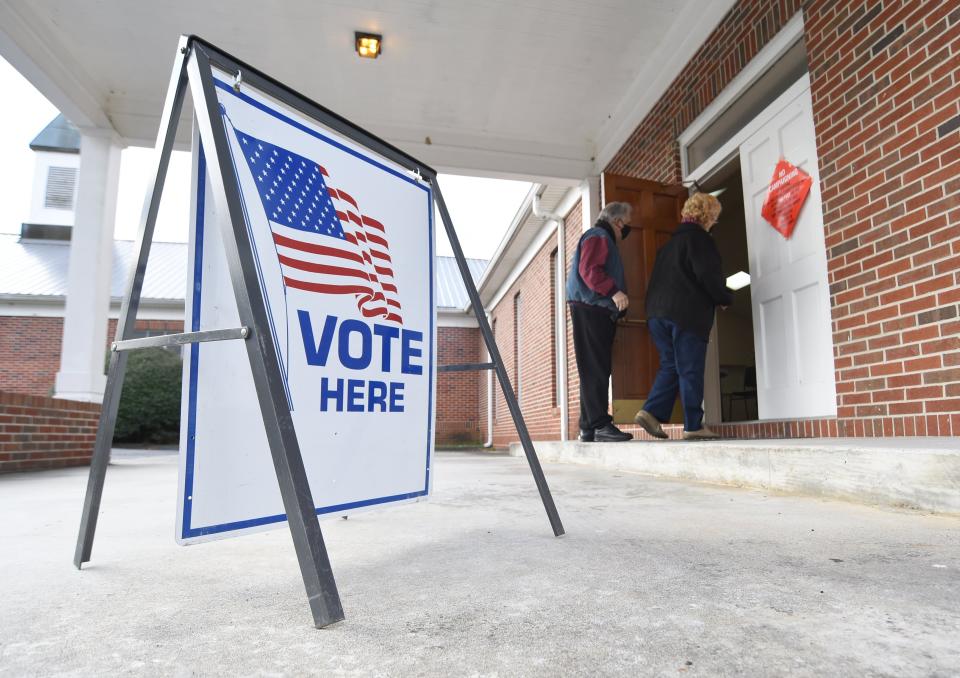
[73,35,564,629]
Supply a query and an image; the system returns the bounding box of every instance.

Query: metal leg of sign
[74,37,192,570]
[187,44,344,628]
[433,185,565,538]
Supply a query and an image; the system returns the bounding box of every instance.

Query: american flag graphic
[232,127,402,323]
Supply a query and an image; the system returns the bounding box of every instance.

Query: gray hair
[598,201,632,223]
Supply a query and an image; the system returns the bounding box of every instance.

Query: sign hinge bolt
[240,327,250,339]
[232,70,243,92]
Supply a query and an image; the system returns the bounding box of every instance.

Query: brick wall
[0,316,64,396]
[0,315,185,398]
[0,391,100,473]
[481,201,584,446]
[603,0,960,437]
[808,1,960,435]
[2,314,482,448]
[436,325,482,444]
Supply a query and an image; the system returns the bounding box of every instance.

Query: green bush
[113,347,183,444]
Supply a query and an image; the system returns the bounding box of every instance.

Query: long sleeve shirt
[578,236,619,296]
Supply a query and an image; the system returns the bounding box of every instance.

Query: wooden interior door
[602,174,686,423]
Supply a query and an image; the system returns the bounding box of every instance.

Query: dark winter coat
[644,221,734,339]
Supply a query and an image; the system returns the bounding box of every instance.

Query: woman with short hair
[634,192,734,440]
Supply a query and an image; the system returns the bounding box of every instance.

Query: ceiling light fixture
[355,32,382,59]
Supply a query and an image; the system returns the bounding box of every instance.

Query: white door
[739,85,837,419]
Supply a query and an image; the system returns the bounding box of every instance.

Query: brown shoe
[682,426,720,440]
[634,409,668,439]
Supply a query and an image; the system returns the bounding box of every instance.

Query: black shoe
[593,423,633,442]
[578,429,595,442]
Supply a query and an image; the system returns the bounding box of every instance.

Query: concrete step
[509,437,960,515]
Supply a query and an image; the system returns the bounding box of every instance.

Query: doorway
[685,78,837,421]
[601,174,687,426]
[700,159,757,422]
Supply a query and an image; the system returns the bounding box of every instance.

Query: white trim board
[486,187,580,313]
[679,12,806,180]
[437,311,479,328]
[0,297,184,319]
[683,74,811,185]
[593,0,737,173]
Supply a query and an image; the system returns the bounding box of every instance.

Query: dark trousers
[570,303,617,431]
[643,317,708,431]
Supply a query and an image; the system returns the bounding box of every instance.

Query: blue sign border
[181,81,434,539]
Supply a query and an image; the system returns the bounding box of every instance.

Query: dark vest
[565,221,626,318]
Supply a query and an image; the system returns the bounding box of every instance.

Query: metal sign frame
[73,35,564,629]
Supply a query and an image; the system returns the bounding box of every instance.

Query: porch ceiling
[0,0,734,182]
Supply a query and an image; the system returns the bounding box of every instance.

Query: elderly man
[566,201,634,443]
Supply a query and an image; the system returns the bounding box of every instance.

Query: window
[44,166,78,210]
[513,293,522,402]
[685,39,808,172]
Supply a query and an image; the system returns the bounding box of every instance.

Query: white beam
[0,1,113,131]
[124,127,595,185]
[580,176,601,233]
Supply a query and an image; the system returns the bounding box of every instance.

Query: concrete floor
[1,450,958,677]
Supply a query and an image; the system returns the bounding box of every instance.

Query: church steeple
[23,115,81,241]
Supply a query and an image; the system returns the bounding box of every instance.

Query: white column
[581,175,601,232]
[54,130,122,402]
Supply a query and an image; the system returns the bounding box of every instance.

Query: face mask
[620,224,633,240]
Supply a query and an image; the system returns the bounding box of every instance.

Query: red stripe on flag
[359,306,402,323]
[361,215,385,232]
[336,190,358,209]
[273,233,363,264]
[284,278,373,295]
[366,233,388,248]
[277,254,371,280]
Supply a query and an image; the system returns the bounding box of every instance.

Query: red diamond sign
[761,159,813,239]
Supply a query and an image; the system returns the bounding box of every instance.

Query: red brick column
[436,326,482,444]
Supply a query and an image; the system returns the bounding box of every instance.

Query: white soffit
[0,0,734,181]
[475,184,573,310]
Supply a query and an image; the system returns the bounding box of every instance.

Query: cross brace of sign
[72,35,564,629]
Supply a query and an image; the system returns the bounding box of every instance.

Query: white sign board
[177,69,436,544]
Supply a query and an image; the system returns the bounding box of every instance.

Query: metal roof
[0,235,186,303]
[0,234,484,310]
[435,256,486,310]
[29,114,80,154]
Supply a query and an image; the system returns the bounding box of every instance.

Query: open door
[739,83,836,419]
[602,174,687,424]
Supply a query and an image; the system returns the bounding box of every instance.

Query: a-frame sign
[73,35,564,628]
